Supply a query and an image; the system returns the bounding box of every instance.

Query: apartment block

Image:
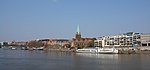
[94,32,150,47]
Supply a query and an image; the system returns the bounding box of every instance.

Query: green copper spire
[77,24,80,34]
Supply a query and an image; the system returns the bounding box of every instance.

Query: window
[148,43,150,46]
[142,43,147,46]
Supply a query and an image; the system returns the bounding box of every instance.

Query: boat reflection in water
[75,53,119,59]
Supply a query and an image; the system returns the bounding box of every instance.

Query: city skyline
[0,0,150,42]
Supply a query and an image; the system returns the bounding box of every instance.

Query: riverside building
[94,32,150,47]
[140,33,150,47]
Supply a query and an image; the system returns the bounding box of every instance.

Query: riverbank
[1,46,150,54]
[44,47,150,54]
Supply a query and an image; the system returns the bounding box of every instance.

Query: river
[0,49,150,70]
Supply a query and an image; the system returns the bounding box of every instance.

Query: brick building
[72,25,96,49]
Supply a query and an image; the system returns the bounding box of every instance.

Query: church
[72,25,96,49]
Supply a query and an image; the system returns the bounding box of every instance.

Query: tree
[27,41,44,48]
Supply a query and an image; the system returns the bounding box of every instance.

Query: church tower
[75,24,81,40]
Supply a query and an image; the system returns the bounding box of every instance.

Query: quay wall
[44,47,150,54]
[44,48,75,52]
[118,46,150,54]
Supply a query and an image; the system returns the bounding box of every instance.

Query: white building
[94,32,149,47]
[140,34,150,46]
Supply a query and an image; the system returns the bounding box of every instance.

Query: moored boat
[11,47,17,50]
[76,48,96,53]
[33,47,44,50]
[76,47,118,54]
[95,47,118,54]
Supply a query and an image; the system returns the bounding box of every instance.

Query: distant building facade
[10,41,27,46]
[140,34,150,46]
[94,32,150,47]
[72,25,96,49]
[1,42,9,46]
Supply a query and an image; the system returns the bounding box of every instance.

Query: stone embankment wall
[45,48,75,52]
[118,46,150,54]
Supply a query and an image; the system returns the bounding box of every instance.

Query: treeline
[27,41,45,48]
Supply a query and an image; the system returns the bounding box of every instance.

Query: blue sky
[0,0,150,41]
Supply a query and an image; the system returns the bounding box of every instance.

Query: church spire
[76,24,81,39]
[77,24,80,35]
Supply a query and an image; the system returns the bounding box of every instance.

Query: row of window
[142,43,150,46]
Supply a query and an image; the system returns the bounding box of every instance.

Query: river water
[0,49,150,70]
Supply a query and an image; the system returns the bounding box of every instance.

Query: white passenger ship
[95,47,118,54]
[76,47,118,54]
[76,48,96,53]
